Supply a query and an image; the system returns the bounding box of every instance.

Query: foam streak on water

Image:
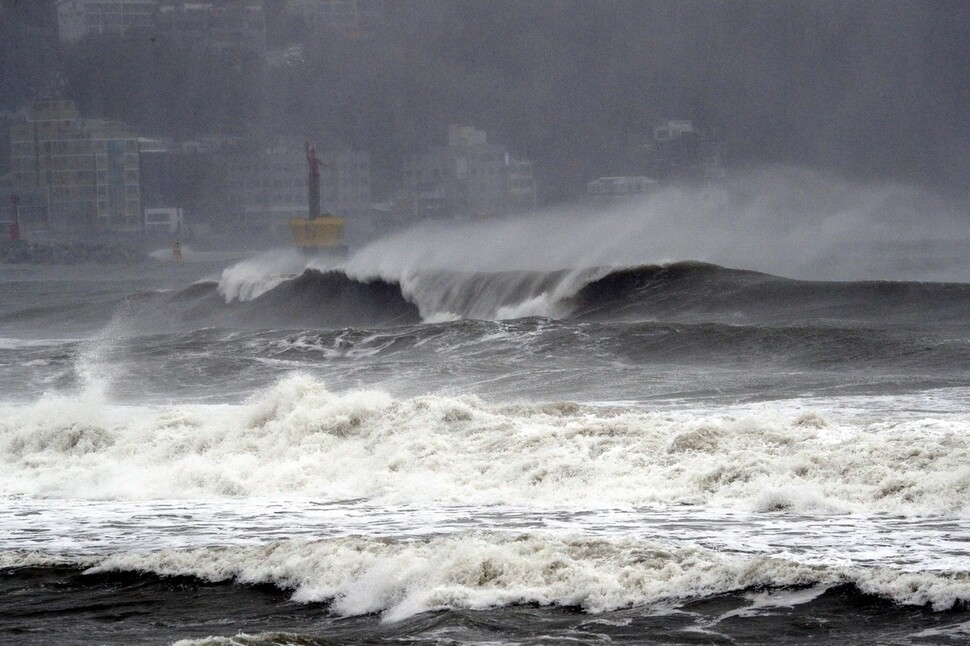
[3,499,969,573]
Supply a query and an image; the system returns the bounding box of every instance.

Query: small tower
[305,141,322,219]
[288,142,346,255]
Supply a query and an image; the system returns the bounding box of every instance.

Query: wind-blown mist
[4,188,970,646]
[346,168,968,284]
[203,168,970,323]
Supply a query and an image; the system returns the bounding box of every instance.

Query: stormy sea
[2,201,970,644]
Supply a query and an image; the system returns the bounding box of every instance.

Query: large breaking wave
[6,260,968,337]
[197,260,970,330]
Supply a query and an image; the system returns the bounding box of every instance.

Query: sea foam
[2,375,969,513]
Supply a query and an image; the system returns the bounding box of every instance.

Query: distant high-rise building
[55,0,158,43]
[0,111,14,177]
[647,119,724,180]
[448,125,488,147]
[157,1,266,55]
[284,0,385,36]
[404,126,538,218]
[9,100,141,233]
[55,0,266,55]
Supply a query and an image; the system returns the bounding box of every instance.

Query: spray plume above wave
[343,168,970,283]
[183,168,970,331]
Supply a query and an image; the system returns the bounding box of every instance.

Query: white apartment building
[56,0,266,54]
[284,0,384,33]
[56,0,158,43]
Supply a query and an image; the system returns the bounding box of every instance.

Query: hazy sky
[2,0,969,200]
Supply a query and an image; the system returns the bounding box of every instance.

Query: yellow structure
[289,215,345,251]
[293,141,348,253]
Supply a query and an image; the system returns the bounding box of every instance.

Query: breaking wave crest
[215,262,601,322]
[199,259,970,328]
[3,534,969,620]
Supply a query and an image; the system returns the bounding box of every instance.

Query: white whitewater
[2,374,969,515]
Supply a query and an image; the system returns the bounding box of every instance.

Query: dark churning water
[2,249,970,645]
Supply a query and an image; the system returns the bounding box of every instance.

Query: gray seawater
[2,257,970,645]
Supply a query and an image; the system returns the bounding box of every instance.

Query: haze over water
[3,1,970,644]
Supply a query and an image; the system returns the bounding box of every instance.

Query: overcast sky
[2,0,969,200]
